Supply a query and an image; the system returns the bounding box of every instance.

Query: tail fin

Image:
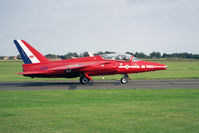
[14,40,50,64]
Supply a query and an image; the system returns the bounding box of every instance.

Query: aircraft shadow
[20,81,121,86]
[0,81,122,90]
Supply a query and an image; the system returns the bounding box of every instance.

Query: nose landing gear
[121,77,128,84]
[120,74,130,84]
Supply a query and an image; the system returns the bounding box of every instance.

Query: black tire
[121,77,128,84]
[80,77,89,84]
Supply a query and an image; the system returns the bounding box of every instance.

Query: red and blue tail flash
[14,40,50,64]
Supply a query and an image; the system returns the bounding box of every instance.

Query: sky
[0,0,199,56]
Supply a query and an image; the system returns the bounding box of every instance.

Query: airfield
[0,79,199,90]
[1,60,199,133]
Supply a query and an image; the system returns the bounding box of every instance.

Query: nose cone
[162,65,168,70]
[154,63,168,70]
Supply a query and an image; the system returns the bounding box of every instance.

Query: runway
[0,79,198,90]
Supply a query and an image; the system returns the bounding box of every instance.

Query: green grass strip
[0,89,199,133]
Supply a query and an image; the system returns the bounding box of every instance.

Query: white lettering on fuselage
[146,65,154,68]
[118,65,157,69]
[118,65,140,69]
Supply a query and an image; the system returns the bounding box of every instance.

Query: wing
[48,61,110,71]
[18,61,111,75]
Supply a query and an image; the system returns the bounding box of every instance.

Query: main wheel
[80,76,89,84]
[121,77,128,84]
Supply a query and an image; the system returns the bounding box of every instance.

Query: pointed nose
[155,64,168,70]
[163,65,168,70]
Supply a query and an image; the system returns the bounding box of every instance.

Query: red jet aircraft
[14,40,167,84]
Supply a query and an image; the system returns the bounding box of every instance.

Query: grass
[0,60,199,81]
[0,89,199,133]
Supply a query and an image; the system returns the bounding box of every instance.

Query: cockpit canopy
[100,53,139,62]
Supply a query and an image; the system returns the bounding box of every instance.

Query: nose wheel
[120,74,130,84]
[121,77,128,84]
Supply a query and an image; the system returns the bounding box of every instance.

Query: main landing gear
[80,76,90,84]
[120,74,130,84]
[80,73,92,84]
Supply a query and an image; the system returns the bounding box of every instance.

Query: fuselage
[22,55,167,78]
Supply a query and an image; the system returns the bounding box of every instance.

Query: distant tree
[45,54,58,59]
[104,51,115,54]
[40,51,199,60]
[94,51,105,55]
[58,52,79,59]
[65,52,79,59]
[16,54,22,59]
[134,52,148,58]
[125,52,134,56]
[161,52,199,59]
[162,53,167,58]
[81,52,89,57]
[150,52,161,58]
[171,53,179,58]
[193,54,199,59]
[58,55,65,59]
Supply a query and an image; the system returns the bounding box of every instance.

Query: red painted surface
[16,40,167,80]
[19,55,167,78]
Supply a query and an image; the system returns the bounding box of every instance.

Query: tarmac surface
[0,79,198,90]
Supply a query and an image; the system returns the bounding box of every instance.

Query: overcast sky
[0,0,199,56]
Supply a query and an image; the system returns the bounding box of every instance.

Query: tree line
[44,51,199,59]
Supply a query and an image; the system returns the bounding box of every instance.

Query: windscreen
[100,53,139,62]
